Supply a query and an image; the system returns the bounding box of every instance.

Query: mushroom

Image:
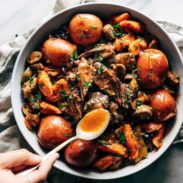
[103,24,115,40]
[133,104,153,120]
[166,71,179,86]
[78,44,115,60]
[27,51,42,64]
[22,104,40,128]
[111,64,126,80]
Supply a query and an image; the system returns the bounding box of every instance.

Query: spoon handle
[17,136,78,176]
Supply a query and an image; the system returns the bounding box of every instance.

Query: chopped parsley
[29,76,34,85]
[38,84,44,89]
[59,102,67,109]
[97,53,104,62]
[83,82,92,88]
[113,24,121,29]
[113,24,123,37]
[139,37,144,42]
[136,99,142,109]
[76,74,81,81]
[90,25,97,30]
[68,50,78,61]
[97,65,104,75]
[64,133,72,137]
[73,50,78,60]
[118,133,126,145]
[60,90,67,99]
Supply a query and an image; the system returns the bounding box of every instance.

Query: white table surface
[0,0,183,182]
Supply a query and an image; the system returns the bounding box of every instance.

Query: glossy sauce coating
[38,115,73,148]
[79,109,109,133]
[137,49,169,89]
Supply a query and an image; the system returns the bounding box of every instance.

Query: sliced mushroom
[22,104,40,127]
[124,73,134,82]
[21,67,33,83]
[103,24,115,40]
[27,51,42,64]
[166,71,179,86]
[148,39,158,49]
[44,66,62,77]
[22,75,37,99]
[133,104,152,120]
[111,64,126,80]
[31,63,44,70]
[78,44,115,59]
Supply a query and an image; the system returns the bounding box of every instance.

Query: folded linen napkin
[0,0,183,182]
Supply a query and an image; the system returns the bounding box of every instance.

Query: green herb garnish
[76,74,81,81]
[113,24,121,29]
[38,84,44,89]
[60,90,67,99]
[73,50,78,60]
[136,99,142,109]
[118,133,126,145]
[29,76,34,85]
[83,82,92,88]
[64,133,72,137]
[97,54,104,62]
[97,65,104,75]
[113,24,123,37]
[90,25,97,30]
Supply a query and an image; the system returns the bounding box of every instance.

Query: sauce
[79,109,110,133]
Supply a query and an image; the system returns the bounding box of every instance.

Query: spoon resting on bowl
[18,108,111,176]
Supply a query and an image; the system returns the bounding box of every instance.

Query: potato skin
[69,14,103,45]
[38,115,73,148]
[42,38,76,67]
[64,139,97,167]
[137,49,169,89]
[150,89,176,121]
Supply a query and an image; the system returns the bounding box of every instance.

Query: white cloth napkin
[0,0,183,182]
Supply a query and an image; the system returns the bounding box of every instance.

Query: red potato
[42,38,76,67]
[137,49,169,89]
[150,89,176,121]
[38,115,73,148]
[69,14,103,45]
[64,139,97,168]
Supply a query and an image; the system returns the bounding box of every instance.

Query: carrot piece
[114,13,130,24]
[98,143,127,157]
[40,101,61,115]
[93,155,114,171]
[38,71,53,97]
[119,20,145,33]
[122,124,139,160]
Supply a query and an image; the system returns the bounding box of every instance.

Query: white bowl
[11,3,183,180]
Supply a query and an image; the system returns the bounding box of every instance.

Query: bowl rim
[11,2,183,180]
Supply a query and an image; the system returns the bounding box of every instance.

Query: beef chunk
[84,92,109,111]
